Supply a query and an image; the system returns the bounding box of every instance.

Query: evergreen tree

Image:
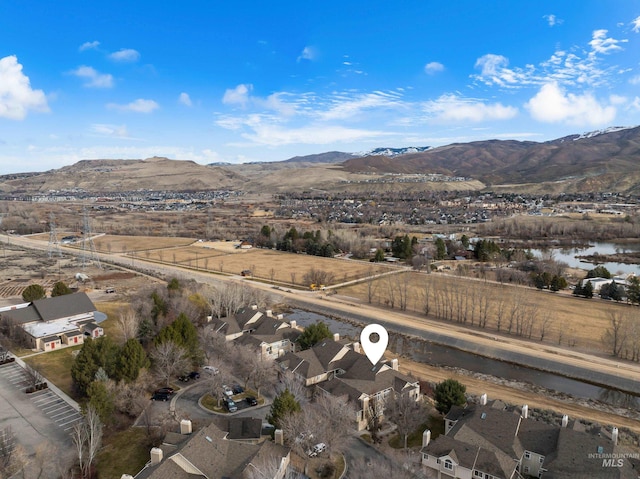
[373,248,386,262]
[297,322,333,350]
[22,284,46,302]
[117,338,150,382]
[586,266,611,279]
[51,281,72,297]
[71,337,120,396]
[154,313,202,365]
[460,235,470,249]
[627,276,640,305]
[435,237,447,260]
[266,388,301,429]
[434,378,466,414]
[86,380,114,424]
[583,280,594,299]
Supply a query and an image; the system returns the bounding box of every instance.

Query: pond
[531,241,640,276]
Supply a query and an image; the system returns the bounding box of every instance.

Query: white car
[203,365,219,375]
[307,443,326,457]
[222,385,233,397]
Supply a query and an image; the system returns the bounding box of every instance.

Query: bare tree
[150,340,191,386]
[347,455,419,479]
[72,404,103,479]
[244,452,294,479]
[116,307,141,341]
[24,363,45,391]
[275,372,309,407]
[250,356,277,399]
[311,394,356,455]
[602,310,630,357]
[385,393,425,449]
[0,427,27,478]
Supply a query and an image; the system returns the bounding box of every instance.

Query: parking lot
[0,361,82,453]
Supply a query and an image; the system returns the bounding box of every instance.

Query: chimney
[354,342,361,353]
[391,358,398,371]
[150,447,163,465]
[180,419,192,435]
[290,320,297,329]
[333,333,340,342]
[121,475,134,479]
[251,305,258,310]
[266,310,273,317]
[206,315,212,322]
[612,427,619,445]
[480,393,487,406]
[277,314,284,320]
[422,429,431,447]
[274,429,284,446]
[522,404,528,419]
[562,415,569,428]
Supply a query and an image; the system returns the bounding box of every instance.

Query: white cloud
[318,91,405,121]
[630,75,640,85]
[108,48,140,62]
[79,41,100,52]
[222,84,252,106]
[297,46,316,62]
[235,123,390,147]
[525,82,616,126]
[632,16,640,33]
[630,97,640,111]
[179,92,192,106]
[589,29,624,56]
[543,14,563,27]
[0,55,49,120]
[70,65,114,88]
[422,94,518,122]
[106,98,159,113]
[90,123,131,138]
[424,62,444,75]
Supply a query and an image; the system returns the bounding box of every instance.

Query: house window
[523,466,530,474]
[539,456,544,464]
[473,470,483,477]
[524,451,531,459]
[443,459,453,470]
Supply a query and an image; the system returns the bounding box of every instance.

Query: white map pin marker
[360,324,388,365]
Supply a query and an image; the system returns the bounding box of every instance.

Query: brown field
[339,271,628,354]
[27,233,196,253]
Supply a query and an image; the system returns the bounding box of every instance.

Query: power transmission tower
[81,208,101,269]
[48,213,62,258]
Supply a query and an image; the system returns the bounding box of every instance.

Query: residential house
[421,398,635,479]
[0,292,103,351]
[131,419,291,479]
[276,339,420,430]
[210,306,300,359]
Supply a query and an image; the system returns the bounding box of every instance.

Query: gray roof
[32,292,96,321]
[1,305,40,324]
[223,418,262,441]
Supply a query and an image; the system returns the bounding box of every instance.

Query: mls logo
[602,458,624,468]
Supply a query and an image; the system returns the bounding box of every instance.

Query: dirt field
[339,271,626,354]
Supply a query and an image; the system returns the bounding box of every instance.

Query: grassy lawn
[23,346,81,398]
[96,427,152,479]
[389,413,445,449]
[94,301,129,344]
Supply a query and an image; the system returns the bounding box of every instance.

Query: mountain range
[2,126,640,195]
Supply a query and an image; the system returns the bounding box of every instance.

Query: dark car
[223,398,237,412]
[232,384,244,394]
[189,371,200,380]
[245,396,257,406]
[155,387,174,395]
[151,392,170,401]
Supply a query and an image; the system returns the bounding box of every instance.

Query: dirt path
[393,355,640,435]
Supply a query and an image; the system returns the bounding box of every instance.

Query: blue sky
[1,1,640,173]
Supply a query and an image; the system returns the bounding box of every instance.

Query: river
[287,309,640,409]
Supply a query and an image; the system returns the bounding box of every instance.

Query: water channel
[287,309,640,409]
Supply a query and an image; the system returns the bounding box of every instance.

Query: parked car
[151,392,170,401]
[307,443,327,457]
[189,371,200,380]
[155,387,174,395]
[222,385,233,397]
[245,396,257,406]
[202,365,219,375]
[223,398,237,412]
[232,384,244,394]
